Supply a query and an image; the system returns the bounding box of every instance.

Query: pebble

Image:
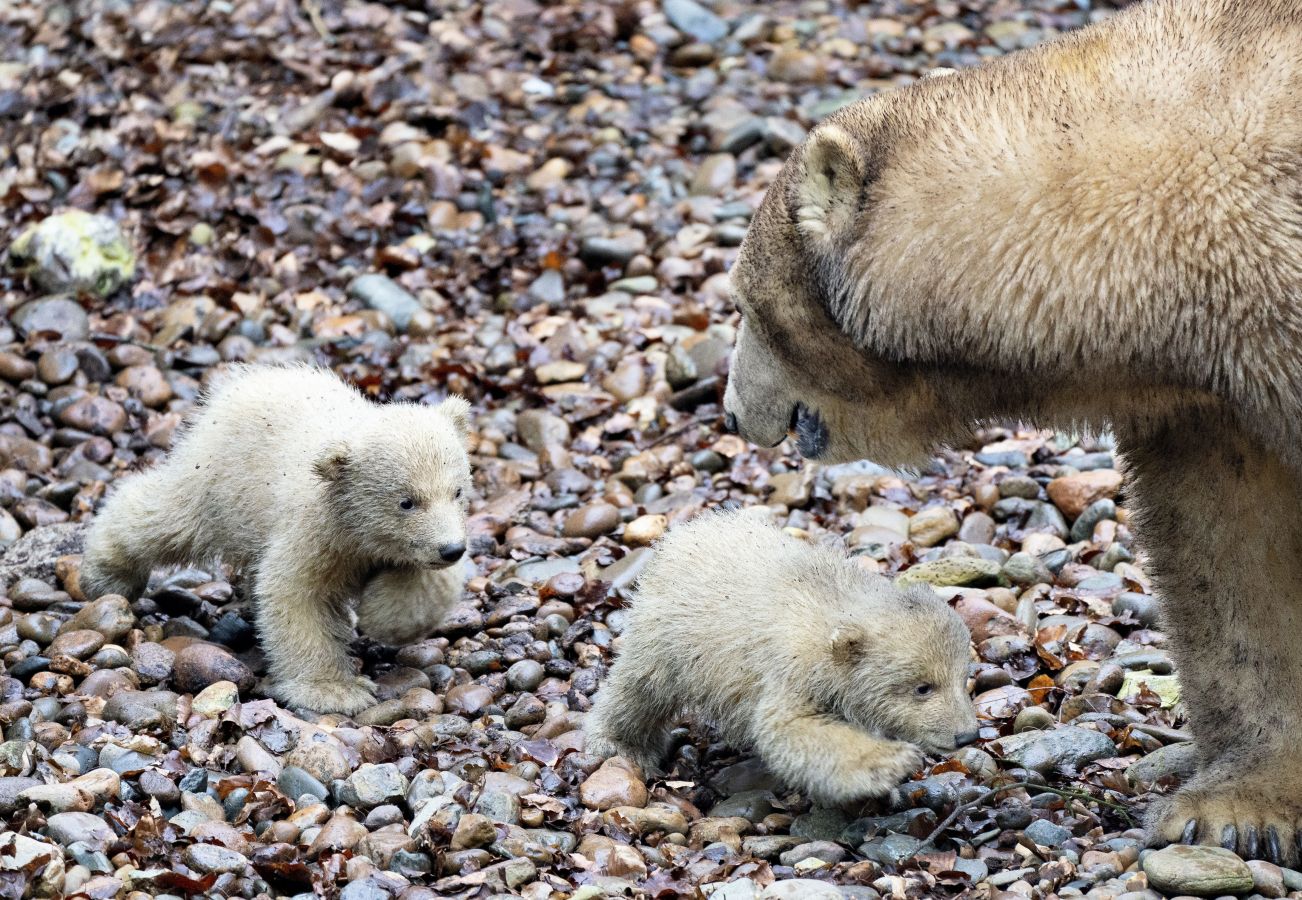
[579,758,648,810]
[505,660,545,693]
[1024,818,1072,847]
[958,511,997,544]
[347,274,424,332]
[1142,845,1254,896]
[0,777,41,814]
[184,843,248,874]
[779,841,846,868]
[115,365,173,407]
[235,735,282,776]
[624,514,667,546]
[345,764,408,809]
[562,503,620,538]
[768,470,814,508]
[278,766,329,803]
[129,641,175,683]
[909,506,959,547]
[1047,469,1123,519]
[444,682,495,716]
[101,690,179,731]
[1125,741,1198,784]
[896,557,1003,588]
[692,153,737,196]
[1248,860,1286,898]
[758,879,844,898]
[10,297,91,341]
[191,681,240,717]
[663,0,728,43]
[45,812,114,850]
[37,347,78,385]
[56,396,127,435]
[63,594,134,643]
[995,726,1118,774]
[172,643,256,693]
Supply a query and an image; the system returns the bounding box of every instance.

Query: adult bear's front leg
[1120,415,1302,864]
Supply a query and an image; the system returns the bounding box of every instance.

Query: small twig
[301,0,333,42]
[920,779,1135,850]
[644,413,717,448]
[1130,723,1191,743]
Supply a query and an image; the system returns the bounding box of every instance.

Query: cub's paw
[1148,767,1302,865]
[817,741,925,804]
[272,675,377,716]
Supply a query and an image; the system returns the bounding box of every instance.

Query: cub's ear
[438,396,472,440]
[314,442,350,482]
[795,124,866,244]
[830,623,869,666]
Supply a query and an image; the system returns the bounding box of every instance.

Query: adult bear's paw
[1147,764,1302,866]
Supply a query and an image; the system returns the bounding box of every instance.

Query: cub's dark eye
[915,684,934,698]
[455,487,464,500]
[399,498,415,511]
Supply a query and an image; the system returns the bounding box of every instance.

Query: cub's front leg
[356,562,466,646]
[753,693,923,805]
[254,540,376,715]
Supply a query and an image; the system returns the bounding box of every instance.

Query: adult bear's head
[723,86,972,468]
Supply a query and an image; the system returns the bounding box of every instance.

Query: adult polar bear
[723,0,1302,864]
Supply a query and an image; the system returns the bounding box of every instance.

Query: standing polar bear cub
[80,364,472,714]
[586,510,978,803]
[723,0,1302,863]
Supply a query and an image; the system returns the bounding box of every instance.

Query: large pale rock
[8,210,135,296]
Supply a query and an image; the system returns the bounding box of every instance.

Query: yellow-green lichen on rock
[7,210,136,297]
[1118,669,1181,708]
[895,557,1005,588]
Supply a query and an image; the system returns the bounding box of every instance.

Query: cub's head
[830,584,979,755]
[723,91,969,467]
[315,396,473,568]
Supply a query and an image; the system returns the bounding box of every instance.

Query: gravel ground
[2,0,1292,898]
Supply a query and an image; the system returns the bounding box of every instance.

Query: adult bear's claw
[1180,819,1198,844]
[1244,825,1260,860]
[1220,824,1237,851]
[1266,826,1282,865]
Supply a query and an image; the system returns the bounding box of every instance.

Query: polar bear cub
[586,508,979,803]
[80,363,472,714]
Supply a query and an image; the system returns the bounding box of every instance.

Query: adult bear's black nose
[955,729,980,748]
[438,542,466,563]
[723,411,738,434]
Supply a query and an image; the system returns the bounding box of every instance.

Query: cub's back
[166,365,373,528]
[626,511,877,661]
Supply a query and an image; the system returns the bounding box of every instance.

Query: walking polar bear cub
[723,0,1302,864]
[81,365,472,715]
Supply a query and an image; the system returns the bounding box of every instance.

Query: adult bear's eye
[399,498,415,511]
[915,683,934,697]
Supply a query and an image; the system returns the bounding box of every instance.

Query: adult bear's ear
[795,124,866,244]
[439,396,471,440]
[830,623,869,666]
[314,442,350,482]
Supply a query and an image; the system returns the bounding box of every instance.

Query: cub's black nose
[723,411,738,434]
[439,542,466,563]
[955,729,980,747]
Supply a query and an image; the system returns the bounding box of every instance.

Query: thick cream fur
[585,509,977,804]
[80,364,472,715]
[723,0,1302,860]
